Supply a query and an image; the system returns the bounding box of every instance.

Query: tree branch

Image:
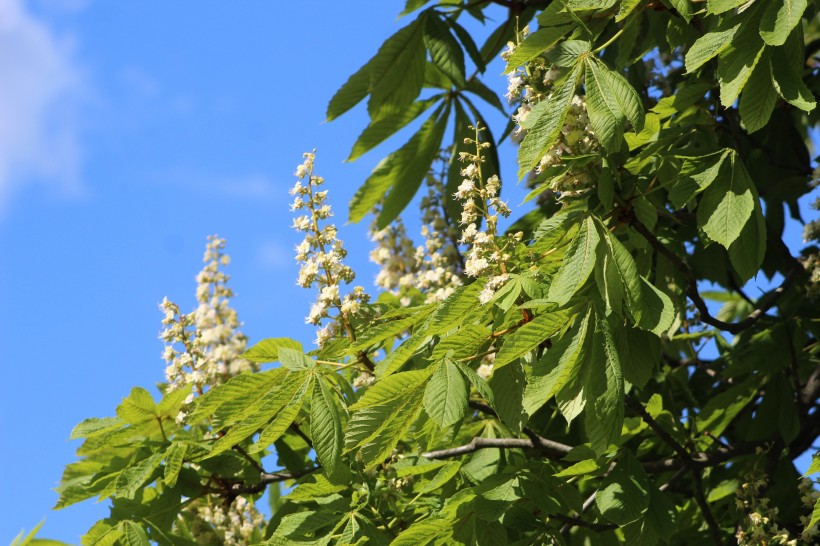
[421,435,571,460]
[628,216,797,335]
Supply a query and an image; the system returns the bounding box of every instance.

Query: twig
[629,216,796,335]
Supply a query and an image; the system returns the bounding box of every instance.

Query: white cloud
[0,0,85,214]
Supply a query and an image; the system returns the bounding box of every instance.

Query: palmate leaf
[326,59,373,122]
[453,359,495,407]
[503,24,573,74]
[698,152,756,250]
[189,368,287,426]
[584,317,624,455]
[684,22,741,73]
[116,387,157,425]
[200,368,313,456]
[770,28,816,112]
[345,369,432,469]
[523,309,593,416]
[310,376,348,480]
[242,337,303,363]
[346,96,441,161]
[350,304,436,354]
[706,0,748,14]
[717,5,765,107]
[422,11,466,87]
[759,0,807,46]
[739,52,778,133]
[548,215,600,306]
[494,307,575,368]
[375,104,449,229]
[583,58,645,152]
[596,451,650,525]
[349,104,446,224]
[424,359,469,428]
[367,19,426,120]
[603,230,674,335]
[518,63,583,178]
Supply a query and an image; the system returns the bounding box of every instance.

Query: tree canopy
[25,0,820,544]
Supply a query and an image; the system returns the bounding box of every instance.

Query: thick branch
[422,435,571,460]
[629,216,797,335]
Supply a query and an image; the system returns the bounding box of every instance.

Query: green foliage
[51,1,820,545]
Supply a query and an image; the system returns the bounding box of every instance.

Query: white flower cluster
[503,31,600,198]
[369,161,464,304]
[195,496,264,546]
[160,236,255,401]
[414,171,464,302]
[369,218,417,292]
[456,127,514,304]
[291,152,369,346]
[735,471,819,545]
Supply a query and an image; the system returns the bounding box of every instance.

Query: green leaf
[596,451,650,525]
[163,442,187,487]
[278,347,316,371]
[518,64,582,177]
[803,451,820,476]
[350,305,436,353]
[189,368,285,424]
[636,278,675,336]
[119,522,149,546]
[390,519,451,546]
[615,327,659,388]
[728,187,766,282]
[423,12,466,87]
[156,384,192,419]
[696,378,759,439]
[447,19,486,73]
[349,105,446,223]
[770,30,817,111]
[523,310,593,417]
[368,20,426,120]
[684,23,741,73]
[424,360,469,428]
[503,25,573,73]
[453,360,495,407]
[584,59,645,152]
[717,10,765,106]
[494,308,574,368]
[739,51,777,133]
[345,369,431,469]
[326,59,372,121]
[594,237,624,317]
[698,152,756,249]
[760,0,807,46]
[250,374,313,453]
[706,0,747,14]
[375,105,449,229]
[347,97,440,162]
[311,377,347,480]
[69,417,122,440]
[116,387,157,425]
[431,324,491,361]
[488,362,527,433]
[667,0,693,21]
[420,461,462,493]
[208,370,312,456]
[548,216,600,305]
[114,452,164,499]
[584,317,624,455]
[242,337,303,363]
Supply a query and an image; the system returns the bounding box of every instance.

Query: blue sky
[0,1,816,543]
[0,1,516,541]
